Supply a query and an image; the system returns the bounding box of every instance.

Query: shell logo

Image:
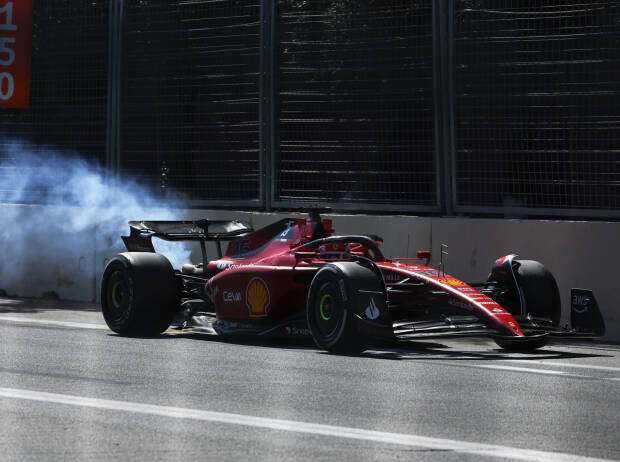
[246,277,270,317]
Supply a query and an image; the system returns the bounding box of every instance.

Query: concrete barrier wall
[0,204,100,302]
[1,204,617,341]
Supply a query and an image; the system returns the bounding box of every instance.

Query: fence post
[106,0,123,179]
[433,0,455,215]
[105,0,116,175]
[269,0,279,211]
[259,0,276,211]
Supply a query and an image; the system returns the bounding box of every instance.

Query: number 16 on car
[0,0,33,108]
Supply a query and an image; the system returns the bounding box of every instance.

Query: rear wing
[122,219,253,260]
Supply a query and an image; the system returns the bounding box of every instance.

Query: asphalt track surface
[0,297,619,461]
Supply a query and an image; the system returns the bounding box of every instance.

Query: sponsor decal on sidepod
[223,290,241,302]
[246,277,270,317]
[365,297,380,320]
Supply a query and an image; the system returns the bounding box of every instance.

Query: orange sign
[246,277,270,317]
[0,0,33,108]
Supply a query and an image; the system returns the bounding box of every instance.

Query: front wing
[389,288,605,342]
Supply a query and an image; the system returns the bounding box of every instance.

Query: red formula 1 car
[101,210,605,353]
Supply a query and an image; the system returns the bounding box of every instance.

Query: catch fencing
[274,0,437,211]
[0,0,618,217]
[117,0,262,205]
[0,1,109,202]
[452,0,620,217]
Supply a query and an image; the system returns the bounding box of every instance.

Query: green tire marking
[319,294,332,321]
[111,281,122,308]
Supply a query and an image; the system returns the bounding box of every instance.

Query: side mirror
[417,250,431,266]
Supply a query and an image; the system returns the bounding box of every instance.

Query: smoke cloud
[0,139,192,300]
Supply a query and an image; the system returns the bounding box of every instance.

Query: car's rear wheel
[307,263,375,354]
[101,252,179,336]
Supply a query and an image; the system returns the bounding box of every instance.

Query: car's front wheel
[307,263,379,354]
[101,252,179,336]
[493,259,560,352]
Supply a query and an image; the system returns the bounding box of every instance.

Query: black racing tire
[516,259,561,325]
[494,337,549,352]
[306,264,372,354]
[101,252,180,336]
[494,259,559,351]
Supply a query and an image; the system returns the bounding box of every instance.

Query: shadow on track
[0,296,100,314]
[119,328,612,362]
[360,340,611,362]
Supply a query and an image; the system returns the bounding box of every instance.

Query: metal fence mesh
[0,1,109,202]
[275,0,437,207]
[453,0,620,212]
[1,1,618,216]
[120,0,261,202]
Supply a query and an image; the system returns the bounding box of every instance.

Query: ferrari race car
[101,210,605,353]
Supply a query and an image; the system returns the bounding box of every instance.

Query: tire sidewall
[307,267,350,349]
[516,259,561,324]
[101,258,137,334]
[307,264,372,353]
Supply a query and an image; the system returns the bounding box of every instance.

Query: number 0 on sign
[0,1,33,108]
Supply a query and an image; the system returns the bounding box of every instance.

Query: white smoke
[0,139,192,300]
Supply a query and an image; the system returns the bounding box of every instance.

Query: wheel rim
[105,270,129,324]
[319,294,332,321]
[111,281,123,309]
[314,282,343,340]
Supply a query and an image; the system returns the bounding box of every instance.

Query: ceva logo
[223,290,241,302]
[365,297,380,320]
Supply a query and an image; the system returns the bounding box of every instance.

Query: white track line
[459,363,595,379]
[0,315,106,330]
[447,363,619,382]
[471,364,586,376]
[507,359,620,373]
[0,387,613,462]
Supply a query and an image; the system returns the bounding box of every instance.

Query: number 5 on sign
[0,0,33,108]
